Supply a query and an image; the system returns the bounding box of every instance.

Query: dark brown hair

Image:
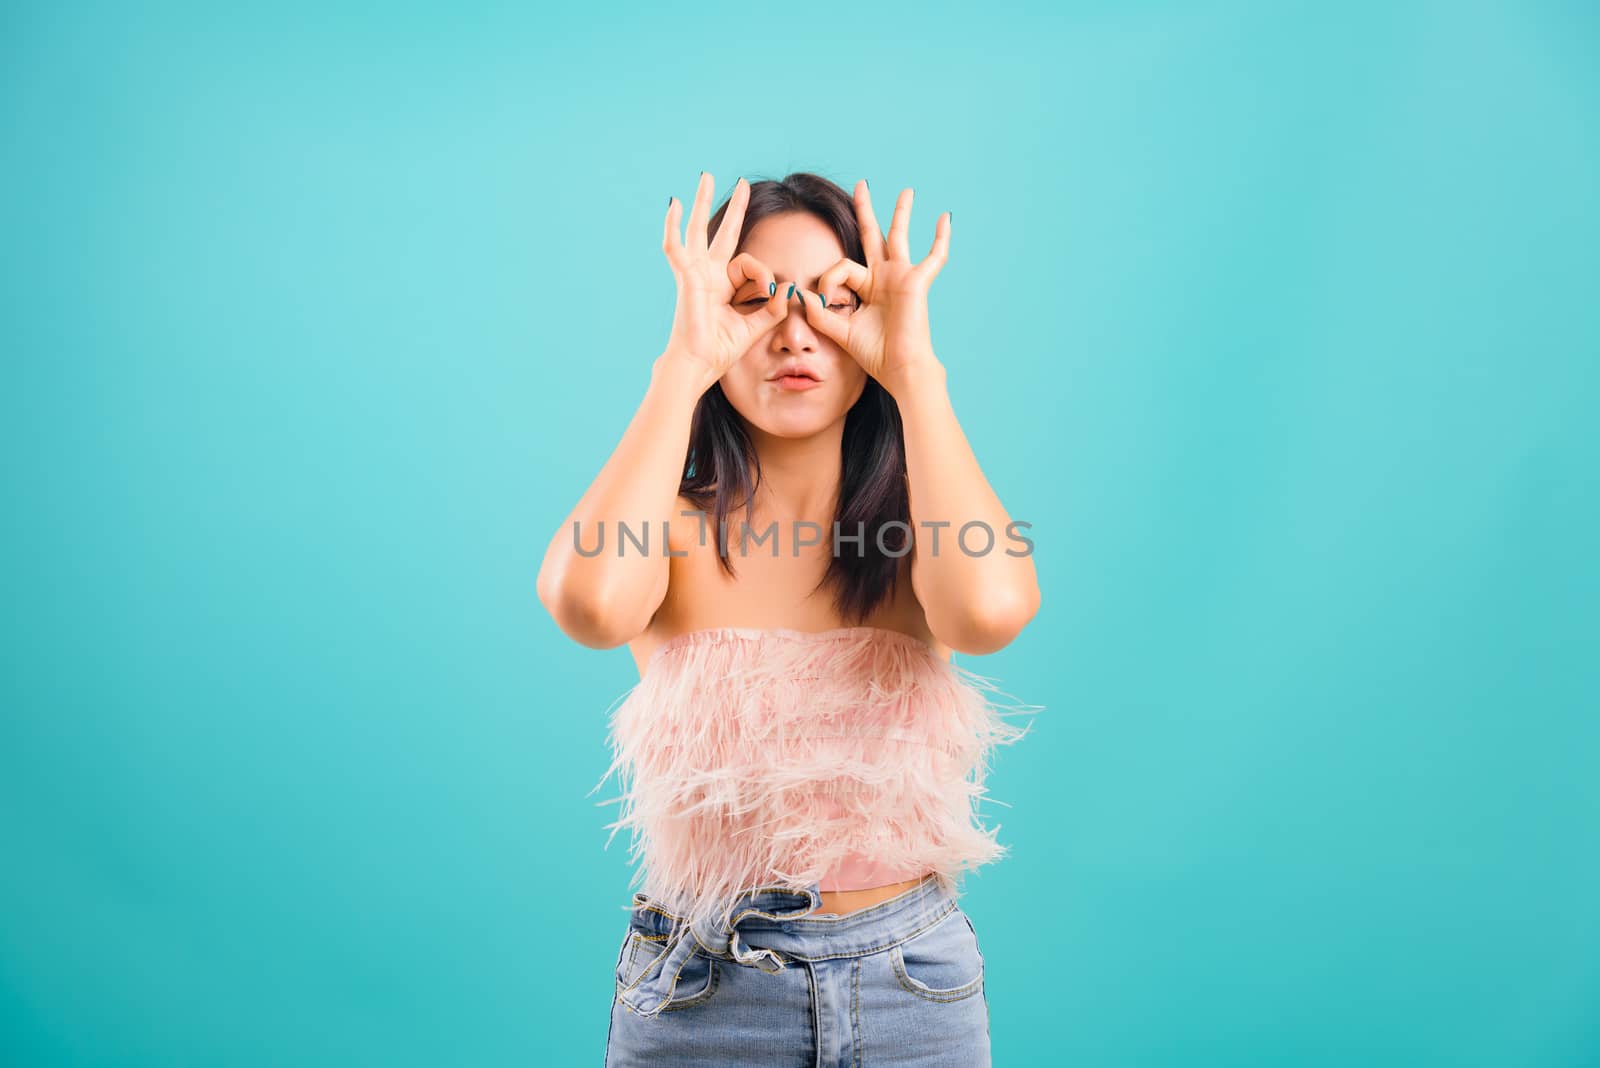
[681,171,909,625]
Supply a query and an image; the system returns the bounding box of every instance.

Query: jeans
[604,873,991,1067]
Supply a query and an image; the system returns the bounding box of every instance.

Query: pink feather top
[588,626,1038,933]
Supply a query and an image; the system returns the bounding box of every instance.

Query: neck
[743,421,845,528]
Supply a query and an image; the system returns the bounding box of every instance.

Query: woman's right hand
[659,172,790,389]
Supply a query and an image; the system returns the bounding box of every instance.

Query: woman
[538,170,1040,1066]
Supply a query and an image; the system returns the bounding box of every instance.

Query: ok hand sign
[794,181,950,398]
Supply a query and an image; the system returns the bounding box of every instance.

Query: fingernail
[769,282,776,296]
[817,293,825,308]
[787,283,795,298]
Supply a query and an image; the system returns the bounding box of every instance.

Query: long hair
[681,171,909,625]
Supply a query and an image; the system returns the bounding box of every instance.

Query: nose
[774,285,821,349]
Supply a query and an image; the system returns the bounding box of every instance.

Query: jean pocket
[614,930,719,1011]
[615,931,669,993]
[890,908,985,1003]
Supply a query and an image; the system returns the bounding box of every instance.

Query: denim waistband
[618,874,958,1018]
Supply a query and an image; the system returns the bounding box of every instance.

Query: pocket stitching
[614,931,720,1011]
[889,914,985,1003]
[661,954,719,1011]
[616,932,661,994]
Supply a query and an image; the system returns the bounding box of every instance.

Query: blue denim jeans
[605,873,991,1067]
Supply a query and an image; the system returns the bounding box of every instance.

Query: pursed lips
[768,363,821,382]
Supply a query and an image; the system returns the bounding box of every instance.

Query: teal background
[3,2,1596,1065]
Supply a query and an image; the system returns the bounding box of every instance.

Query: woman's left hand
[796,182,949,396]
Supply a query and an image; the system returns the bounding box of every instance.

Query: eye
[738,295,858,310]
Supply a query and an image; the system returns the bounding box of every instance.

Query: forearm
[890,360,1040,654]
[537,352,712,647]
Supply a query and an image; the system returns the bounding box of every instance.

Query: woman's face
[720,212,867,439]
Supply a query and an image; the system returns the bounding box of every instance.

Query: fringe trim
[587,627,1042,934]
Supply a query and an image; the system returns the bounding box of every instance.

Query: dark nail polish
[769,282,776,296]
[787,283,795,298]
[817,293,825,308]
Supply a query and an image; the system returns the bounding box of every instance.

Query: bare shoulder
[624,498,954,672]
[668,492,715,555]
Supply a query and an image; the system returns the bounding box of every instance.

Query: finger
[795,286,850,349]
[885,187,914,261]
[727,251,772,294]
[818,257,870,308]
[854,179,887,268]
[754,283,792,332]
[709,176,748,262]
[727,252,789,331]
[662,195,685,268]
[914,211,950,284]
[685,171,714,253]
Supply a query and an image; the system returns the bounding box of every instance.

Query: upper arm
[640,494,701,625]
[630,493,701,638]
[539,493,700,650]
[909,529,1040,656]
